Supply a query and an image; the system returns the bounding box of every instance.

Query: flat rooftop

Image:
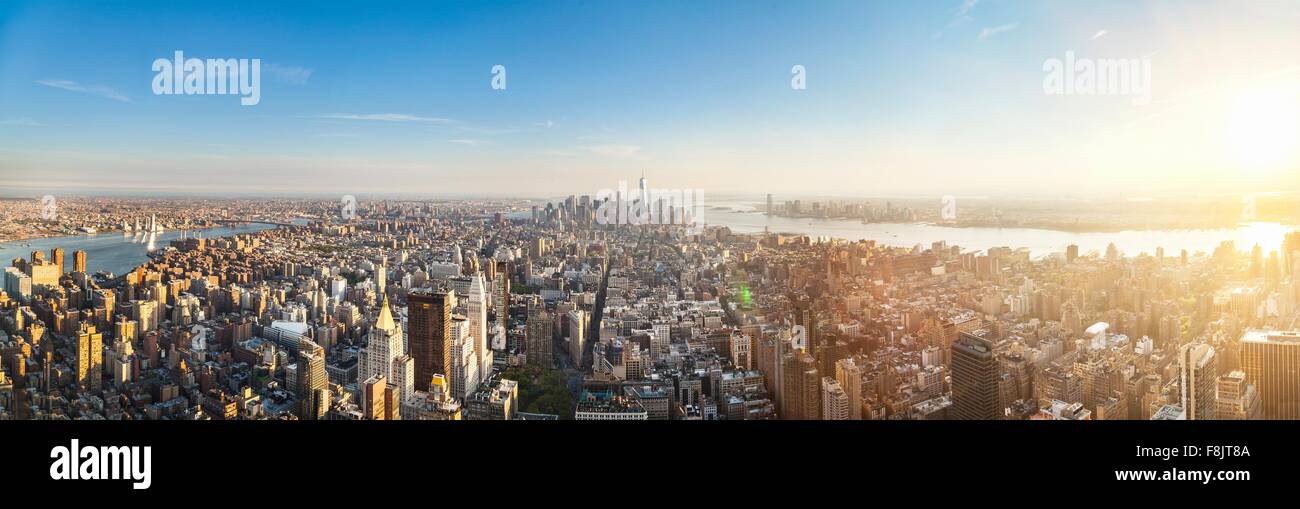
[1241,330,1300,344]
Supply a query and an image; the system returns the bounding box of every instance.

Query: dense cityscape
[2,187,1298,422]
[6,0,1298,496]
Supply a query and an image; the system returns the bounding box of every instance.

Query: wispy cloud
[446,139,483,145]
[265,63,313,84]
[955,0,980,17]
[316,113,451,123]
[534,120,556,129]
[978,23,1018,40]
[35,79,132,103]
[1092,29,1108,40]
[933,0,979,39]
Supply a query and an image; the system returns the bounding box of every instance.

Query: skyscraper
[467,272,491,382]
[408,290,452,391]
[639,170,649,221]
[360,297,405,399]
[72,250,86,273]
[297,340,329,420]
[792,295,818,357]
[448,317,479,399]
[780,350,819,420]
[526,298,552,368]
[76,323,103,390]
[821,377,850,420]
[51,248,65,275]
[568,309,587,369]
[494,261,511,329]
[1240,330,1300,419]
[1179,343,1217,420]
[834,357,863,420]
[951,331,1000,420]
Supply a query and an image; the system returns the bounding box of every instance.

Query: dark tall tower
[408,290,452,391]
[297,340,328,420]
[72,250,87,273]
[792,295,818,357]
[951,331,1000,420]
[526,297,553,368]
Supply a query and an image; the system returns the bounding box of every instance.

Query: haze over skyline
[1,0,1298,197]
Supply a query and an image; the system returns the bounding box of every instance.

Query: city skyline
[1,0,1298,196]
[3,2,1289,496]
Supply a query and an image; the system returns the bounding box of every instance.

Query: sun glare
[1226,84,1300,174]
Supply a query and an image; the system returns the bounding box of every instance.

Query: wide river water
[6,207,1293,278]
[0,223,289,277]
[701,202,1295,258]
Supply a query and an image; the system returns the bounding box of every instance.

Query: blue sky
[1,0,1298,197]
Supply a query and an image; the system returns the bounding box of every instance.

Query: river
[701,202,1295,258]
[0,223,291,277]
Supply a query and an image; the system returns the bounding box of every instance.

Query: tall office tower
[392,354,414,413]
[494,261,511,328]
[526,298,553,368]
[448,317,479,399]
[114,316,138,343]
[778,352,798,419]
[93,288,114,317]
[297,340,329,420]
[568,309,587,369]
[1217,370,1263,420]
[360,297,405,399]
[375,258,387,297]
[3,267,32,302]
[1179,343,1218,420]
[780,351,819,420]
[835,357,864,420]
[151,281,166,324]
[951,331,1000,420]
[51,248,65,275]
[72,250,87,273]
[767,193,774,215]
[639,171,649,221]
[467,272,491,381]
[798,353,821,420]
[133,300,157,333]
[1065,244,1079,263]
[821,377,850,420]
[792,296,818,357]
[1240,330,1300,419]
[329,276,347,303]
[408,290,452,391]
[76,323,103,390]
